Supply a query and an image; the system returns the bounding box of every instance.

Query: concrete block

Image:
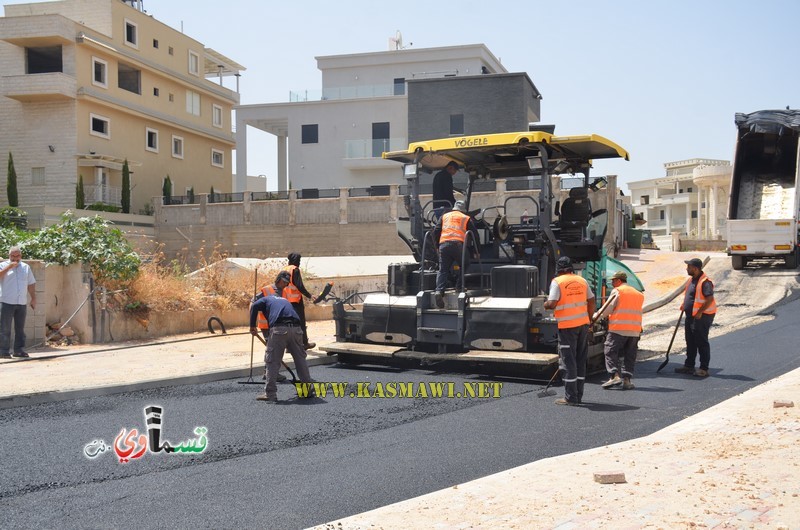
[593,471,626,484]
[773,400,795,408]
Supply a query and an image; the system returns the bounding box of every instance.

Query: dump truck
[320,130,641,377]
[727,110,800,270]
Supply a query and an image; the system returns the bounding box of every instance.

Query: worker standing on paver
[250,271,291,383]
[431,200,479,308]
[249,293,314,403]
[593,271,644,390]
[544,256,596,405]
[675,257,716,378]
[284,252,316,350]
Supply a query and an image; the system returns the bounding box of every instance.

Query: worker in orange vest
[250,270,292,382]
[284,252,316,350]
[431,200,479,308]
[675,257,716,378]
[544,256,596,405]
[593,270,644,390]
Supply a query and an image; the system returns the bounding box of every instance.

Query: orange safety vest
[256,284,279,330]
[282,265,302,303]
[682,273,717,317]
[608,284,644,334]
[439,211,470,244]
[553,274,590,329]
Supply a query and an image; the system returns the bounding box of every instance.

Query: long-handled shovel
[252,333,298,383]
[657,310,684,373]
[537,368,560,398]
[238,270,262,385]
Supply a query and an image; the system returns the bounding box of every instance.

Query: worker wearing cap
[593,271,644,390]
[675,257,716,378]
[432,161,459,219]
[432,200,479,308]
[250,271,292,383]
[249,291,314,403]
[544,256,596,405]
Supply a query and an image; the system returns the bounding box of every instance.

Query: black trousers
[684,313,714,370]
[291,301,309,346]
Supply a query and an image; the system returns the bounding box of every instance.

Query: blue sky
[8,0,799,191]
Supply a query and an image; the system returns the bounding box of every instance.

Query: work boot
[0,353,12,359]
[622,378,635,390]
[304,342,316,350]
[674,366,694,375]
[256,393,278,403]
[434,292,445,308]
[11,351,29,358]
[602,374,622,389]
[694,368,709,378]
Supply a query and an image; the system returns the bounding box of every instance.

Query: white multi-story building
[0,0,243,213]
[628,158,731,240]
[234,44,544,193]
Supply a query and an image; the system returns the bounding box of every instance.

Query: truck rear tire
[784,250,798,269]
[731,255,746,270]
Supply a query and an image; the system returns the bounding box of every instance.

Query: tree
[187,186,195,204]
[7,152,18,207]
[208,186,215,203]
[162,175,172,205]
[121,159,131,213]
[76,175,85,209]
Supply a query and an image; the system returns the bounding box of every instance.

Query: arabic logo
[83,405,209,463]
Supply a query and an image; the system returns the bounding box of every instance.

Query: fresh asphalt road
[2,297,800,529]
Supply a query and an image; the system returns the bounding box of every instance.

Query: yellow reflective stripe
[612,309,642,316]
[610,319,641,326]
[556,314,589,323]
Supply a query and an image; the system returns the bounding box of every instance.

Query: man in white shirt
[0,246,36,358]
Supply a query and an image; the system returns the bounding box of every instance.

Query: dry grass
[108,245,284,314]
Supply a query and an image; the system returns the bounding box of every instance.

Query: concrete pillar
[277,135,288,192]
[243,190,251,225]
[711,182,719,237]
[665,206,672,234]
[389,184,400,222]
[288,189,297,226]
[199,193,207,224]
[697,187,704,239]
[685,201,691,236]
[24,261,46,348]
[339,188,349,225]
[234,115,247,192]
[495,179,508,209]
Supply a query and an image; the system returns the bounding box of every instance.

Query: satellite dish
[389,30,404,50]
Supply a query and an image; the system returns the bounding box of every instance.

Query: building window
[153,39,159,49]
[153,87,159,97]
[89,113,110,139]
[212,104,223,128]
[124,19,138,48]
[188,50,200,76]
[301,124,318,144]
[186,90,201,116]
[26,46,62,74]
[659,210,665,220]
[92,57,108,88]
[393,77,405,96]
[691,210,698,219]
[687,187,693,193]
[641,194,649,205]
[169,93,174,102]
[450,114,464,135]
[168,46,174,56]
[211,149,224,168]
[31,167,45,186]
[372,122,390,158]
[172,135,184,159]
[145,128,159,153]
[118,63,141,94]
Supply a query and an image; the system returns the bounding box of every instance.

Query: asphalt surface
[2,291,800,529]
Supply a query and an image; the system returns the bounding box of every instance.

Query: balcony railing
[290,83,402,102]
[345,137,407,159]
[85,184,121,207]
[1,72,77,101]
